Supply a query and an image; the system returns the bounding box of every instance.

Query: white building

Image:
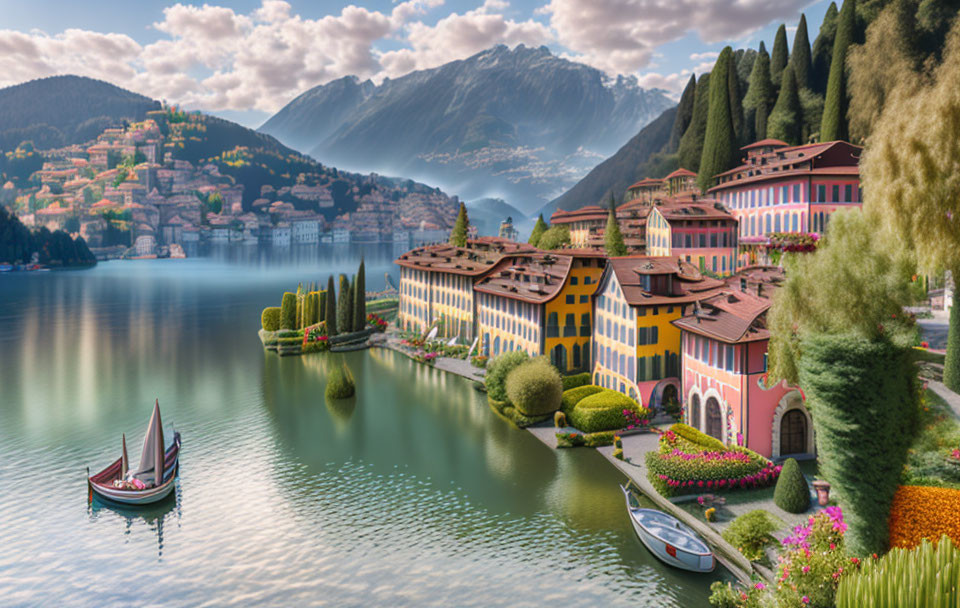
[292,218,319,243]
[272,223,292,246]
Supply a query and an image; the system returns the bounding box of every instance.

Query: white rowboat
[620,484,715,573]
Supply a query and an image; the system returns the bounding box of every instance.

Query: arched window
[691,394,701,429]
[781,409,808,455]
[551,344,567,370]
[572,343,581,369]
[493,336,500,356]
[705,397,722,441]
[774,214,781,232]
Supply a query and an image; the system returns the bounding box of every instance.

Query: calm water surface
[0,245,724,606]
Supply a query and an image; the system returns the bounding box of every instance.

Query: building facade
[646,201,739,276]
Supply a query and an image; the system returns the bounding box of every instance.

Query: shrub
[506,358,563,416]
[836,535,960,608]
[485,351,530,402]
[708,582,742,608]
[798,334,919,556]
[470,355,488,368]
[722,510,780,562]
[774,458,811,513]
[261,307,281,331]
[325,363,356,399]
[555,430,618,448]
[613,447,624,460]
[561,372,591,391]
[569,390,647,433]
[671,422,728,452]
[280,292,297,330]
[554,411,567,428]
[561,385,604,412]
[705,507,716,522]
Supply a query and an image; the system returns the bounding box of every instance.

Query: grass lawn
[902,389,960,490]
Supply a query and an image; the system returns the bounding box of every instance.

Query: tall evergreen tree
[767,65,803,145]
[791,14,813,91]
[697,47,738,192]
[821,0,856,141]
[337,274,352,334]
[528,214,548,246]
[812,2,840,95]
[326,275,338,335]
[770,24,790,90]
[449,202,469,247]
[728,50,745,146]
[354,258,366,331]
[668,74,698,152]
[744,43,775,142]
[604,195,627,257]
[677,73,711,173]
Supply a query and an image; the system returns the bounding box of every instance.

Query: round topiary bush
[561,385,604,412]
[325,363,356,399]
[774,457,811,513]
[561,372,591,391]
[261,307,281,331]
[280,292,297,330]
[505,358,563,416]
[485,350,530,402]
[570,389,647,433]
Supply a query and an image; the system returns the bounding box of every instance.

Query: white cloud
[689,51,719,62]
[542,0,809,74]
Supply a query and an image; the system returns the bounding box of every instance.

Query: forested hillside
[0,206,96,266]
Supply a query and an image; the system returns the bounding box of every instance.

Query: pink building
[671,266,814,460]
[708,139,862,266]
[646,196,738,277]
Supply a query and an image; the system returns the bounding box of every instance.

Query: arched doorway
[662,384,679,418]
[551,344,567,371]
[780,410,808,455]
[705,397,722,441]
[690,394,701,429]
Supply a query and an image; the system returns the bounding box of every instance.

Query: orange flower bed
[888,485,960,549]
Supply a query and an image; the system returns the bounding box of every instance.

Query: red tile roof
[655,202,736,222]
[672,289,772,343]
[550,205,609,224]
[628,177,666,190]
[394,238,535,276]
[741,139,788,150]
[607,256,726,306]
[709,140,862,192]
[474,252,575,304]
[665,168,697,180]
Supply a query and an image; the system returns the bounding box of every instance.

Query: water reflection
[88,487,181,560]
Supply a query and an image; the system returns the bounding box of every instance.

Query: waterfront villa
[646,199,738,277]
[625,177,665,204]
[672,266,810,460]
[395,238,535,340]
[474,250,606,372]
[591,256,725,411]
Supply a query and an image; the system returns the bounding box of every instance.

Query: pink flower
[801,596,810,604]
[802,565,810,573]
[754,582,765,590]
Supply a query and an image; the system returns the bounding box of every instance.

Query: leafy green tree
[528,214,548,246]
[767,66,803,145]
[354,258,366,332]
[791,14,813,91]
[770,24,790,90]
[537,225,570,250]
[449,201,469,247]
[326,275,338,335]
[821,0,856,142]
[678,73,711,173]
[697,47,738,192]
[604,195,627,257]
[812,2,840,94]
[669,74,698,152]
[743,43,775,142]
[337,274,352,334]
[861,19,960,390]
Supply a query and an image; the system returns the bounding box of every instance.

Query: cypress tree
[791,14,813,91]
[528,214,548,246]
[354,259,366,331]
[449,202,469,247]
[728,49,745,145]
[337,274,352,335]
[318,290,327,324]
[677,73,710,173]
[604,195,627,257]
[767,65,803,145]
[812,2,840,95]
[743,43,775,142]
[770,24,790,90]
[326,275,338,335]
[669,74,698,152]
[821,0,856,142]
[697,47,738,192]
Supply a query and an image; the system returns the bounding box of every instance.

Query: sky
[0,0,834,127]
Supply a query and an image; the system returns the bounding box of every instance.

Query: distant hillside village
[395,135,864,462]
[4,107,459,260]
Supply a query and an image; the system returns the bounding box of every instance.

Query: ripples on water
[0,252,722,606]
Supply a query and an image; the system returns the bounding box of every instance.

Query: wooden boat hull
[620,485,715,573]
[89,433,180,506]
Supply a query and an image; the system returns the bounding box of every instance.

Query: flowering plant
[765,232,820,253]
[951,448,960,462]
[622,408,649,430]
[366,313,388,332]
[772,507,856,608]
[705,507,716,522]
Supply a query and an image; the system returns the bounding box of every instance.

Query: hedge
[487,396,550,428]
[555,430,618,448]
[485,351,530,402]
[261,307,281,331]
[505,358,563,416]
[670,422,728,452]
[280,292,297,330]
[569,389,645,433]
[561,372,591,391]
[561,385,604,412]
[774,458,811,513]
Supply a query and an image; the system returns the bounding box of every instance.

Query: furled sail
[131,399,165,486]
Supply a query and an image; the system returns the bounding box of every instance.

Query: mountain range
[259,45,674,215]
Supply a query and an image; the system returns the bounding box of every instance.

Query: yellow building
[395,238,535,340]
[592,256,725,410]
[474,251,605,372]
[548,206,608,249]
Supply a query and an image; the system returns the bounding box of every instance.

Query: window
[564,313,576,337]
[651,326,658,344]
[566,295,575,305]
[637,357,647,381]
[652,306,659,316]
[793,184,800,202]
[570,276,578,285]
[578,295,587,304]
[818,185,826,202]
[638,327,648,345]
[832,185,840,202]
[580,313,591,337]
[844,184,852,202]
[726,345,734,371]
[547,312,559,337]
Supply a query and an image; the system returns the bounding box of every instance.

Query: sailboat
[88,399,181,505]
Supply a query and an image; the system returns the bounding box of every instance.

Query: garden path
[928,380,960,420]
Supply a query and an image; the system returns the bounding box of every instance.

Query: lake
[0,245,724,606]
